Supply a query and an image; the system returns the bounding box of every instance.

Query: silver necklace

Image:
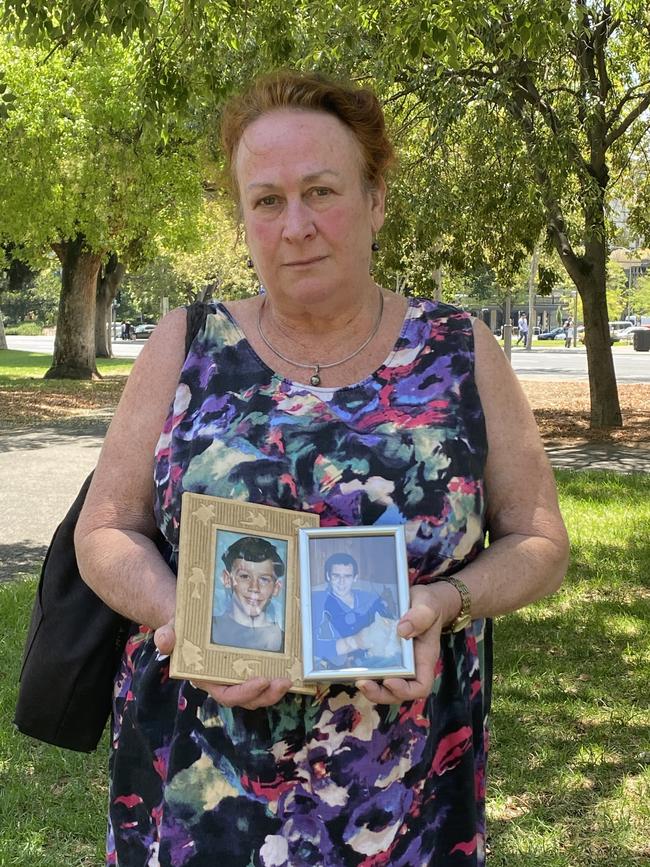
[257,291,384,386]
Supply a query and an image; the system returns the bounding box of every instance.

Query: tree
[382,1,650,426]
[631,273,650,316]
[376,97,547,298]
[120,197,259,314]
[5,1,648,424]
[300,0,649,427]
[0,32,203,377]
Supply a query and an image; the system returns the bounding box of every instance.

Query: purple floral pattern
[107,298,491,866]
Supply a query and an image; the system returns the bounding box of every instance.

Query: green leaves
[0,72,17,120]
[0,32,203,264]
[1,0,158,46]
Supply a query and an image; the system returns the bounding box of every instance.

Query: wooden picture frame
[298,525,415,683]
[171,493,319,694]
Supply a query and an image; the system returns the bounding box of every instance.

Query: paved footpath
[1,420,107,582]
[1,419,648,583]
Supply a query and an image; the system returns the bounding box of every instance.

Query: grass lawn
[0,579,109,867]
[0,349,134,379]
[1,473,649,866]
[0,349,133,426]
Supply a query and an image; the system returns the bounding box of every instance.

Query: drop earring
[247,257,254,268]
[371,240,380,252]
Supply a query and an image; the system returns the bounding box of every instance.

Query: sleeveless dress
[107,297,491,867]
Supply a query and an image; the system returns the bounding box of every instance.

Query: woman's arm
[358,318,570,704]
[74,308,188,630]
[75,308,290,710]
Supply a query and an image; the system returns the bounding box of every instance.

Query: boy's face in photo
[223,557,281,619]
[327,563,356,601]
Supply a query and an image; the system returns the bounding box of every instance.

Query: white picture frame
[298,525,415,682]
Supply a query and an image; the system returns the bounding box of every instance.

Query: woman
[75,70,569,866]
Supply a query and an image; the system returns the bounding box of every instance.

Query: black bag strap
[185,301,211,356]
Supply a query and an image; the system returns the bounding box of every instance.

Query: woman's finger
[153,619,176,656]
[239,679,293,709]
[195,677,292,709]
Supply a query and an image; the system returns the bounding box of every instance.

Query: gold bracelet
[440,576,472,633]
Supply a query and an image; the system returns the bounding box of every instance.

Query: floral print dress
[107,297,491,867]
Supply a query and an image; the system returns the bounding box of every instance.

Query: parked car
[537,326,566,340]
[615,324,650,342]
[134,323,156,338]
[578,323,623,345]
[607,320,634,339]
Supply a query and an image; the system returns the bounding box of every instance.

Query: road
[508,345,648,383]
[5,334,148,360]
[5,335,649,383]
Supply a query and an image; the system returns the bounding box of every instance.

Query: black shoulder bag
[14,302,210,753]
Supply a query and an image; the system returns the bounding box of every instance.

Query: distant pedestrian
[564,317,573,348]
[120,321,128,340]
[517,314,529,346]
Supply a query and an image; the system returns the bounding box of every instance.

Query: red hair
[220,70,395,201]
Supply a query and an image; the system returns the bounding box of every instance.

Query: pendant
[310,364,321,387]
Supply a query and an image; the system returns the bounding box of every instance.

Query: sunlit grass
[0,348,134,379]
[488,470,650,866]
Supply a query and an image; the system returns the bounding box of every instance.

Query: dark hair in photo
[222,536,285,578]
[324,552,359,581]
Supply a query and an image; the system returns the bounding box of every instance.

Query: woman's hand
[354,583,459,705]
[154,619,292,710]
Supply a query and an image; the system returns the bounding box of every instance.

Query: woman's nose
[282,199,316,242]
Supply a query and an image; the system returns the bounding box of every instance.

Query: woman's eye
[257,195,278,207]
[311,187,330,198]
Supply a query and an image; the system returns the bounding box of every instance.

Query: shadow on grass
[547,443,650,473]
[0,543,47,583]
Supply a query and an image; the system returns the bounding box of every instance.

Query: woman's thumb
[154,620,176,656]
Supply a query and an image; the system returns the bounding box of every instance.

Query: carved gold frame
[170,492,319,694]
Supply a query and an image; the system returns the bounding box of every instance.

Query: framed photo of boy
[298,526,415,683]
[171,493,319,694]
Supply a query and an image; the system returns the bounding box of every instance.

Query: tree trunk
[0,314,7,350]
[577,269,622,428]
[547,192,622,427]
[95,253,125,358]
[46,235,103,380]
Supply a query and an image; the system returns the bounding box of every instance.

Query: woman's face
[235,109,385,308]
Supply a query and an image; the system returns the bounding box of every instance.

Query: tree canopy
[1,0,649,426]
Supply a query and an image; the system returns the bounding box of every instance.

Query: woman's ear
[369,178,386,233]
